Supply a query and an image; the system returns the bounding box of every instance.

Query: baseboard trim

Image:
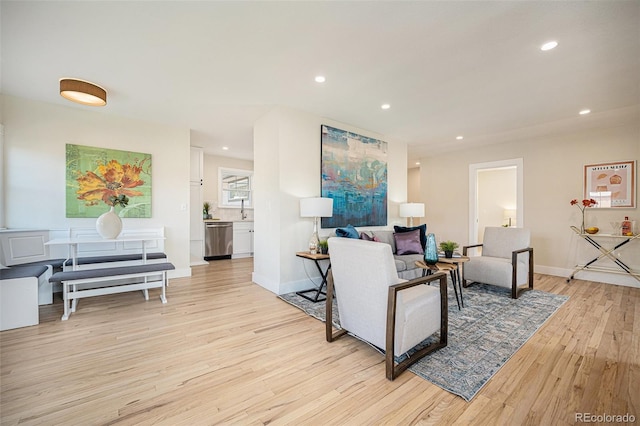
[535,265,639,288]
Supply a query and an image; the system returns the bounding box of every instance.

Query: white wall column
[252,107,408,295]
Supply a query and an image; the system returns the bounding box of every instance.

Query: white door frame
[468,158,524,245]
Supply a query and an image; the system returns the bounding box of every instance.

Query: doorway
[468,158,523,245]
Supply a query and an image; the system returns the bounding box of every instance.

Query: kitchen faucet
[241,199,247,220]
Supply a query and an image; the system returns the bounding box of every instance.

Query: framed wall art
[320,125,388,227]
[66,144,152,218]
[584,160,636,208]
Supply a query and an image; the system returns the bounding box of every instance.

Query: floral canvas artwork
[66,144,152,218]
[321,125,387,227]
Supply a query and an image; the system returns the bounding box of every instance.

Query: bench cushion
[63,252,167,267]
[49,263,175,283]
[1,265,49,280]
[6,259,66,269]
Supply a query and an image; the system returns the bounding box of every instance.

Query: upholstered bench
[13,258,66,270]
[0,265,50,330]
[49,262,175,320]
[62,252,167,268]
[3,259,65,305]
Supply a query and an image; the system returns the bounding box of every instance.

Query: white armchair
[326,237,448,380]
[462,227,534,299]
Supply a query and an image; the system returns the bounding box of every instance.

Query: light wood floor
[1,259,638,425]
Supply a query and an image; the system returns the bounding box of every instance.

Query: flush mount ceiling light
[315,75,326,83]
[456,135,464,140]
[579,109,591,115]
[59,78,107,106]
[540,41,558,51]
[381,104,391,110]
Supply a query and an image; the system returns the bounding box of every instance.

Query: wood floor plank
[1,259,639,425]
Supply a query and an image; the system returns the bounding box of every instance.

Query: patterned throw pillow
[360,232,380,242]
[360,231,373,241]
[394,229,424,255]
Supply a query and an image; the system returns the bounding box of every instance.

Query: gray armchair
[462,227,534,299]
[326,237,448,380]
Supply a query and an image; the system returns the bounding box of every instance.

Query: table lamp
[399,203,424,227]
[300,197,333,254]
[503,209,517,227]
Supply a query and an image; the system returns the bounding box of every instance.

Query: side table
[415,255,469,310]
[295,251,331,302]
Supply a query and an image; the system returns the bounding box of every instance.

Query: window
[219,167,253,208]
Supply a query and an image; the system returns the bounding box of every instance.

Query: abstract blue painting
[321,125,388,228]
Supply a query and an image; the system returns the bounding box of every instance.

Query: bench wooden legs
[160,272,167,304]
[60,272,169,320]
[62,284,71,321]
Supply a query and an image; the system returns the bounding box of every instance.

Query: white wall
[2,95,191,277]
[253,107,408,294]
[477,167,517,240]
[405,166,423,227]
[0,124,5,229]
[420,116,640,287]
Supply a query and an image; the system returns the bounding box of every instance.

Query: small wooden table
[415,255,469,309]
[295,251,331,302]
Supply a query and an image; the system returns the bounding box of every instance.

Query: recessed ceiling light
[541,41,558,51]
[315,76,326,83]
[415,162,421,166]
[381,104,391,110]
[579,109,591,115]
[222,146,229,150]
[456,136,464,140]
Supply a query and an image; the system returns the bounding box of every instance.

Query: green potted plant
[203,202,211,219]
[318,239,329,255]
[439,240,459,258]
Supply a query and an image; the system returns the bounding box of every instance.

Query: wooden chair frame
[326,271,448,380]
[462,244,534,299]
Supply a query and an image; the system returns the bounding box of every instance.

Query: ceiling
[2,1,639,167]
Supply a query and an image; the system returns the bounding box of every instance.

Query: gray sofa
[329,229,424,280]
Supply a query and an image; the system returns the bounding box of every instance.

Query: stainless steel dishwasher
[204,221,233,260]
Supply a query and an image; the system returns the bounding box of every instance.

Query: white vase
[96,206,122,239]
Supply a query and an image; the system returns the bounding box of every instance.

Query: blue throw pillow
[336,224,359,239]
[394,224,427,249]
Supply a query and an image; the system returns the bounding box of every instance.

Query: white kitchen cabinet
[232,221,254,258]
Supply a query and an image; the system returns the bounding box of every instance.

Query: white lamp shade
[399,203,424,218]
[503,209,517,219]
[300,197,333,218]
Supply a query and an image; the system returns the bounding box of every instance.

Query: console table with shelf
[567,226,640,284]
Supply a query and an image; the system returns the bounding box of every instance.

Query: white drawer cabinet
[233,221,254,258]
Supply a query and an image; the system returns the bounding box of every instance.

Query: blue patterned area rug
[278,283,568,401]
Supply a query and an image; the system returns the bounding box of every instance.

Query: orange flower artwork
[76,160,146,206]
[66,144,152,218]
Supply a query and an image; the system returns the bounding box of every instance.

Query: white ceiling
[2,1,639,167]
